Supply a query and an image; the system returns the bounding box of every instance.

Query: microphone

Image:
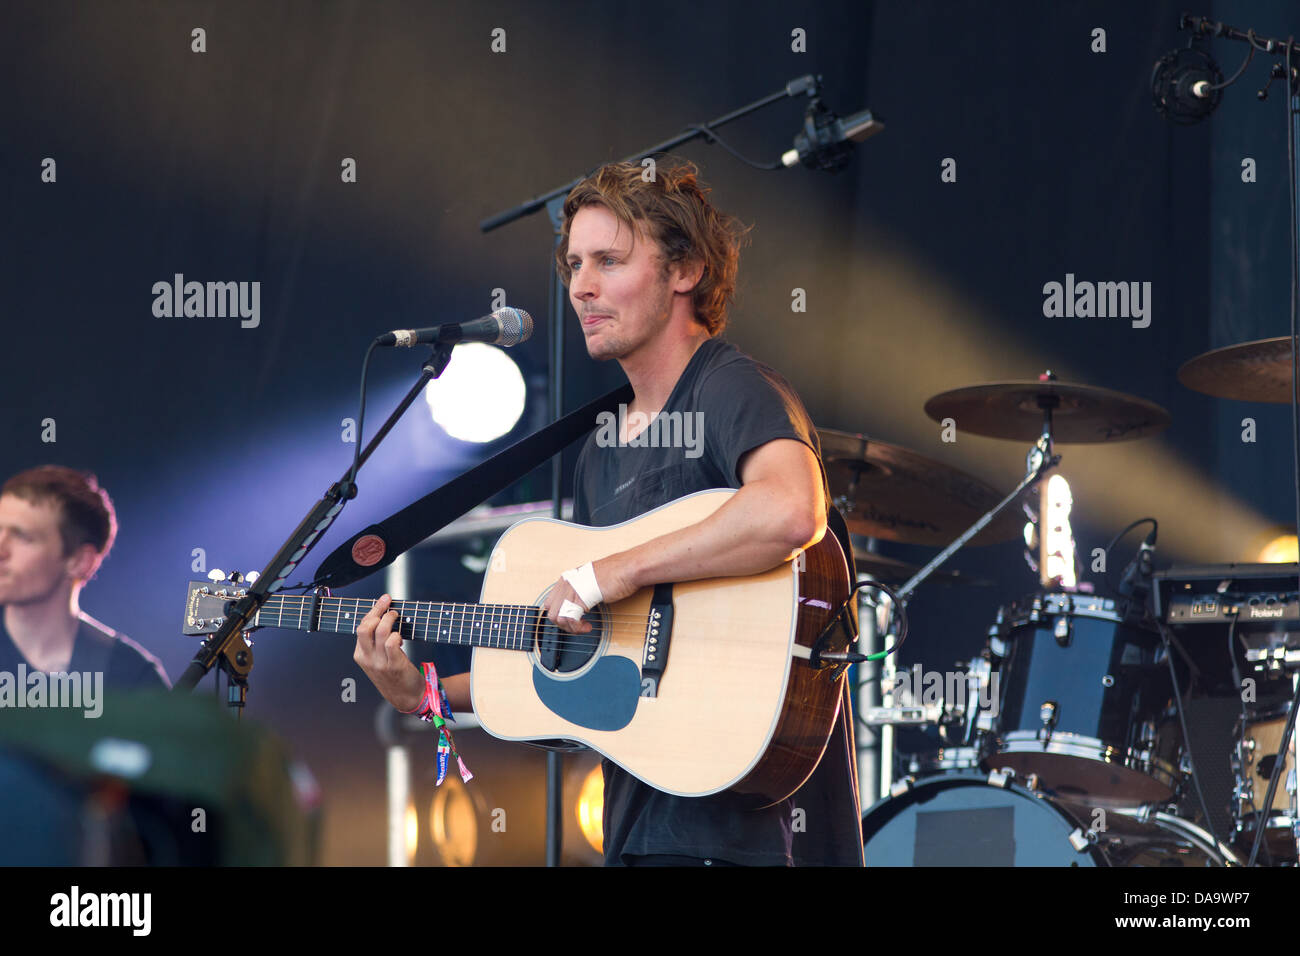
[1117,528,1157,599]
[1151,46,1223,124]
[376,307,533,348]
[781,101,883,172]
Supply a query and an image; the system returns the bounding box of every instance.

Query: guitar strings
[238,598,826,655]
[252,605,791,654]
[254,598,824,627]
[260,598,708,626]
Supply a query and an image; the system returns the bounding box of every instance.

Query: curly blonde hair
[554,160,750,335]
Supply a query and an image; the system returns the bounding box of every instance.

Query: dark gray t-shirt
[571,336,835,866]
[0,612,170,690]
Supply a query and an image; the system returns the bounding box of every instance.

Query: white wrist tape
[561,561,604,609]
[557,599,586,622]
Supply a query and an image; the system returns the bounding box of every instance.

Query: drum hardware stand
[1153,617,1231,860]
[853,570,886,804]
[874,377,1060,785]
[960,654,994,748]
[897,375,1062,604]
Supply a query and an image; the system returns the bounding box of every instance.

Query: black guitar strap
[313,382,634,589]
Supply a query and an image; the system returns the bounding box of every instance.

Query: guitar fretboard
[256,594,543,650]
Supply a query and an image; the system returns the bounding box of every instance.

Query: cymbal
[1178,336,1299,403]
[923,380,1171,443]
[850,548,994,587]
[818,428,1029,547]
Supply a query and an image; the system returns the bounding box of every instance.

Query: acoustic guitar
[182,489,855,805]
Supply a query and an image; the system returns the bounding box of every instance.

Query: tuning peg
[207,568,227,582]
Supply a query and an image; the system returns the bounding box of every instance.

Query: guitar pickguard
[531,656,642,731]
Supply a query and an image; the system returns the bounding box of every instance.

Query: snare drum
[1231,702,1298,862]
[981,592,1185,804]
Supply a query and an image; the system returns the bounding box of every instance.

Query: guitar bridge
[640,583,674,698]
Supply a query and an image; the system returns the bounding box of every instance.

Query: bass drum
[1084,806,1242,867]
[861,773,1237,867]
[862,773,1103,866]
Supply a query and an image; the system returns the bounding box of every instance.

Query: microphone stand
[481,73,831,868]
[173,343,456,707]
[1172,14,1300,866]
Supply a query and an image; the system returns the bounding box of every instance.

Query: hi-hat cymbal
[1178,336,1299,403]
[818,428,1029,547]
[923,380,1170,443]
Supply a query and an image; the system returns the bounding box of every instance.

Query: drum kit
[830,344,1300,867]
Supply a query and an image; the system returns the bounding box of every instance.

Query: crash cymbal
[1178,336,1299,403]
[818,428,1029,547]
[923,379,1170,443]
[850,547,994,587]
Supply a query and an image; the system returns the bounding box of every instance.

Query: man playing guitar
[354,160,858,866]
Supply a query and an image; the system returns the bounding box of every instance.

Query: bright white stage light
[423,343,526,443]
[1043,473,1077,589]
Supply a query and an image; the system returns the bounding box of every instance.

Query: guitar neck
[256,593,540,650]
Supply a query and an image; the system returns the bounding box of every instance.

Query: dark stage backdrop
[3,0,1297,864]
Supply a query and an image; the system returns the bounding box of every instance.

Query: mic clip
[792,97,856,173]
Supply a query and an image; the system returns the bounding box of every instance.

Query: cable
[1101,517,1158,596]
[345,338,381,493]
[849,579,909,660]
[675,125,782,170]
[1205,39,1255,91]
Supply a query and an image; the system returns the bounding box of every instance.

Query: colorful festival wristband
[415,661,473,785]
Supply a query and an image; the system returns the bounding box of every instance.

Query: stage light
[575,764,604,855]
[1043,473,1077,588]
[404,801,419,865]
[1256,529,1298,563]
[423,343,526,443]
[428,776,484,867]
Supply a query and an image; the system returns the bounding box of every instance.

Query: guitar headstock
[182,570,257,635]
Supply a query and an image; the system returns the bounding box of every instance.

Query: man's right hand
[354,593,425,712]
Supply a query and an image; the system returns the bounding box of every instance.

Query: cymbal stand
[896,389,1060,604]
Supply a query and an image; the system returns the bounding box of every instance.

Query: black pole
[545,196,569,867]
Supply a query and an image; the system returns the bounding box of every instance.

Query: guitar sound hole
[535,613,605,674]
